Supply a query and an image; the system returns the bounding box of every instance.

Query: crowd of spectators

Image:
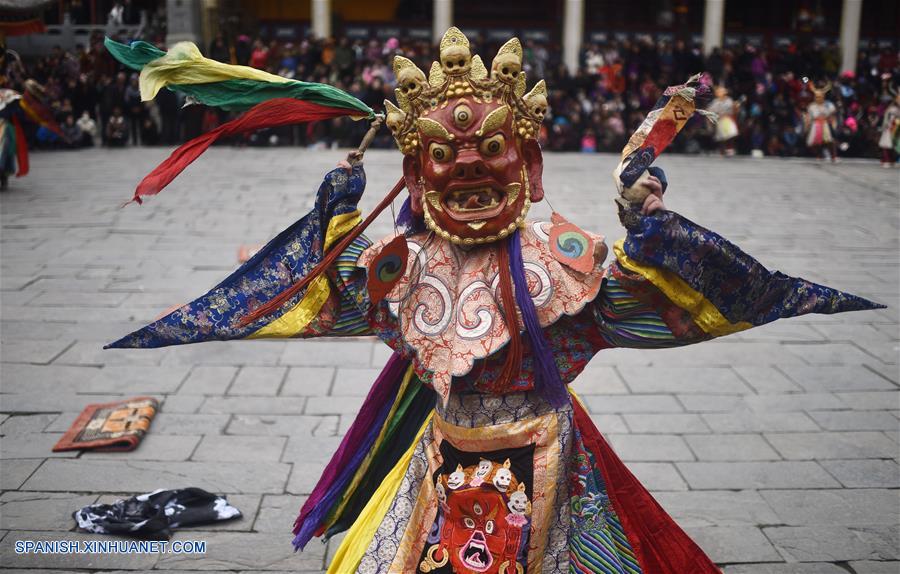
[9,26,899,159]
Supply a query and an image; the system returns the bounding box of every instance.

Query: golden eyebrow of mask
[416,117,453,141]
[476,106,509,137]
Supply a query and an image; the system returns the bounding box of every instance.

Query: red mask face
[441,487,520,574]
[403,97,544,245]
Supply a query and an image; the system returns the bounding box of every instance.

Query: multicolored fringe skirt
[296,355,720,574]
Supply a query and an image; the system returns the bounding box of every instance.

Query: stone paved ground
[0,147,898,574]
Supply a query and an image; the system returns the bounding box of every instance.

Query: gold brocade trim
[324,211,363,251]
[391,438,440,573]
[246,275,331,338]
[431,411,560,574]
[612,240,752,337]
[248,211,361,339]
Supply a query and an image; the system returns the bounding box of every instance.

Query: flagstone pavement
[0,147,898,574]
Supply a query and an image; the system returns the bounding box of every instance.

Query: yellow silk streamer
[18,99,43,127]
[139,42,292,101]
[327,413,433,574]
[569,388,588,411]
[613,240,752,337]
[249,211,361,339]
[323,364,415,529]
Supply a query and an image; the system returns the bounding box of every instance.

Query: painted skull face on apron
[422,457,530,574]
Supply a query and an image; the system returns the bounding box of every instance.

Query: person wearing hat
[804,81,839,162]
[878,88,900,168]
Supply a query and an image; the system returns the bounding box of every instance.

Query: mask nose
[451,149,488,179]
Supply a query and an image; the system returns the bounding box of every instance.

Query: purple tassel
[396,196,426,235]
[292,396,394,549]
[508,230,570,408]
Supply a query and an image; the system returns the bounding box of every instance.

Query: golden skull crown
[384,27,548,155]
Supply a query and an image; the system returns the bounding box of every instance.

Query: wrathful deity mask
[422,459,529,574]
[385,27,548,245]
[444,487,518,573]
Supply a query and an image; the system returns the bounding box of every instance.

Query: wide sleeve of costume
[105,165,373,349]
[592,204,884,349]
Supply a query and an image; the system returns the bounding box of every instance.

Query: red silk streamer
[128,98,366,205]
[492,243,523,393]
[237,177,407,328]
[21,92,65,140]
[0,19,46,36]
[11,115,28,177]
[572,399,721,574]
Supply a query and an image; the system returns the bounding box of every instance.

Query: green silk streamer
[323,381,433,539]
[104,38,373,115]
[104,39,166,70]
[171,78,373,113]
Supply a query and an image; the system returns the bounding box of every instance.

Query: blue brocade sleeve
[106,165,372,349]
[590,202,884,350]
[618,205,884,325]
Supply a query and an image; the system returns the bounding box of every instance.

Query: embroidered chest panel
[359,221,606,403]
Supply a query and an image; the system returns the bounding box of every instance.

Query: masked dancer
[106,30,883,574]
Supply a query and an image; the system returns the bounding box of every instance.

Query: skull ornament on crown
[385,27,548,245]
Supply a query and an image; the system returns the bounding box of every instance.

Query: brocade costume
[106,29,882,574]
[0,79,65,188]
[805,99,836,146]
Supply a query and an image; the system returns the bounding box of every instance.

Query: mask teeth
[423,196,530,245]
